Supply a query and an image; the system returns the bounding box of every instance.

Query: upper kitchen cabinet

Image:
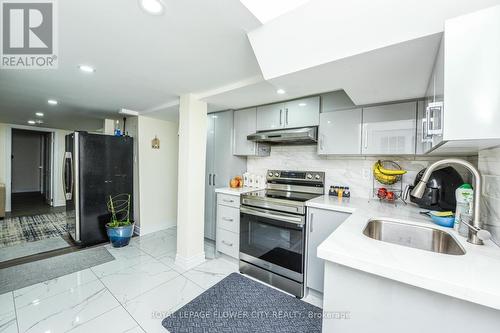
[283,96,320,128]
[256,96,320,131]
[361,101,417,155]
[233,108,270,156]
[318,108,362,155]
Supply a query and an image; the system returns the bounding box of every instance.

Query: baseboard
[53,200,66,207]
[175,252,206,271]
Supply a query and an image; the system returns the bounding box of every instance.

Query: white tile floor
[1,226,322,333]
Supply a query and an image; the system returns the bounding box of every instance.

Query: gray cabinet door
[318,108,362,155]
[284,96,320,128]
[256,103,284,131]
[233,108,257,156]
[307,208,350,293]
[204,115,216,240]
[361,102,417,155]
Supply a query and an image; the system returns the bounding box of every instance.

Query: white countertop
[214,187,262,195]
[307,195,500,310]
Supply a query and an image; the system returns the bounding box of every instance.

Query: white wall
[478,146,500,240]
[247,145,475,199]
[134,116,179,235]
[11,130,42,193]
[0,123,70,211]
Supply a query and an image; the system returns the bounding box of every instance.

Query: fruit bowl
[373,160,406,185]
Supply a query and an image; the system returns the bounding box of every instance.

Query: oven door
[240,206,305,282]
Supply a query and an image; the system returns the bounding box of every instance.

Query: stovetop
[244,189,320,203]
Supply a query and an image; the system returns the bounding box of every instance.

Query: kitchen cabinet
[361,102,417,155]
[205,111,246,240]
[216,192,240,259]
[256,96,320,131]
[306,207,350,293]
[233,107,270,156]
[318,108,362,155]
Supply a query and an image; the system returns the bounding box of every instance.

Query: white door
[318,108,362,155]
[284,96,320,128]
[362,102,417,155]
[256,103,284,131]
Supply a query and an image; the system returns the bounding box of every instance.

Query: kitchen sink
[363,219,466,255]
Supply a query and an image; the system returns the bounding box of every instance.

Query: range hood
[247,127,318,144]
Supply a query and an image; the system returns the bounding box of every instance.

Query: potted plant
[106,194,134,247]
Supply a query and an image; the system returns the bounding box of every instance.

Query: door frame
[5,125,56,212]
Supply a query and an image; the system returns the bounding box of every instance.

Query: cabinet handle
[208,174,212,186]
[213,174,216,185]
[223,199,234,203]
[310,213,314,233]
[222,240,233,247]
[222,217,234,222]
[363,124,368,150]
[285,108,289,125]
[279,109,282,126]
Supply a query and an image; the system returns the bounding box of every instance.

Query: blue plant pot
[106,223,134,248]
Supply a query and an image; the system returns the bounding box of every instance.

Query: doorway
[10,129,54,216]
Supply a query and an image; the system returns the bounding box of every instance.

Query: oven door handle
[240,206,304,226]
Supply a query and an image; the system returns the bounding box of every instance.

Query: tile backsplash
[247,145,476,199]
[478,146,500,238]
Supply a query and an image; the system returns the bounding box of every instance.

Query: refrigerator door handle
[63,152,73,200]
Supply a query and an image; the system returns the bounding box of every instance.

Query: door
[256,103,284,131]
[362,102,417,155]
[318,108,362,155]
[65,133,78,241]
[306,208,350,292]
[240,207,305,282]
[233,107,257,156]
[204,115,216,240]
[284,96,320,129]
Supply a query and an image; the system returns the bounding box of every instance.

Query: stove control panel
[266,170,325,183]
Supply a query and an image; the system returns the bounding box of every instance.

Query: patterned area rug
[0,213,67,248]
[162,273,322,333]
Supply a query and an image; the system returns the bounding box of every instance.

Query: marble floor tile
[131,233,176,259]
[91,249,155,279]
[124,275,204,333]
[67,306,143,333]
[16,279,119,333]
[182,257,238,290]
[157,253,188,274]
[98,259,179,304]
[13,268,98,309]
[0,292,17,333]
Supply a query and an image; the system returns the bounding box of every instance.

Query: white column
[175,94,208,270]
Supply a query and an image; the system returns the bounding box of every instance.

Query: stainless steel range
[239,170,325,298]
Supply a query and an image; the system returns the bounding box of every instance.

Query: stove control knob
[306,173,313,179]
[274,172,280,177]
[315,174,321,180]
[268,172,274,177]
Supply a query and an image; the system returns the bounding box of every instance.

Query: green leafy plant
[107,194,132,228]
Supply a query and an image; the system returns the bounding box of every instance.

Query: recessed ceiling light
[139,0,164,15]
[299,103,307,107]
[28,120,36,125]
[35,112,44,117]
[276,89,286,95]
[78,65,95,73]
[48,99,58,105]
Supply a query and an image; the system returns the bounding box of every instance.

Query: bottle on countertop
[454,183,474,234]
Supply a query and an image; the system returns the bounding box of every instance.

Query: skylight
[240,0,311,24]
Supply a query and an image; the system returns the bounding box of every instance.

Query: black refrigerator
[64,132,133,246]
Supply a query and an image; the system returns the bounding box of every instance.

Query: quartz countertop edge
[214,187,263,195]
[307,195,500,311]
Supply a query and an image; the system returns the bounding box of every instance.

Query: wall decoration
[151,135,160,149]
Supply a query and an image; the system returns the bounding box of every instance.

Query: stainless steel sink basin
[363,219,466,255]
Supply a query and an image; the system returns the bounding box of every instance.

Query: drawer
[217,205,240,233]
[216,228,239,259]
[217,193,240,208]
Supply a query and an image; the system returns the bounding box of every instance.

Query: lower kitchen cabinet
[215,192,240,259]
[306,207,351,293]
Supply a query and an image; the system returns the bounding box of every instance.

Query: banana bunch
[373,160,407,185]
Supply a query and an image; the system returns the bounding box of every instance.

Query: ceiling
[0,0,262,130]
[2,0,500,129]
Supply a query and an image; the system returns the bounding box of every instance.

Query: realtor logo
[1,0,57,69]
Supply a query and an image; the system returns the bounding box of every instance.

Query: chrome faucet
[410,158,485,245]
